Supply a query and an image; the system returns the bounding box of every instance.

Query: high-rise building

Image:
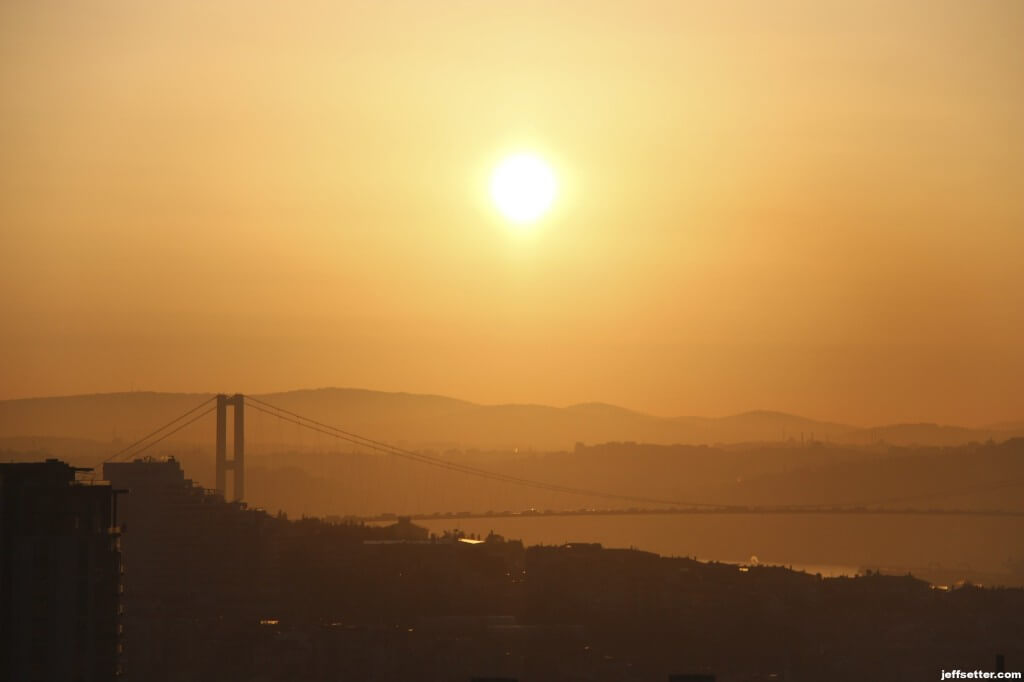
[0,459,123,682]
[103,457,276,682]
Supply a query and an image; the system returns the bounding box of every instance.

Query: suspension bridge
[100,393,1024,519]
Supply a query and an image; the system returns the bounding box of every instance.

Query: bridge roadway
[357,506,1024,524]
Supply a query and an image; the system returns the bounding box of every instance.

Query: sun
[490,153,557,224]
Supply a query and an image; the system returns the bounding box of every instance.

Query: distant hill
[988,420,1024,432]
[840,423,1012,447]
[1,388,1020,453]
[0,388,856,451]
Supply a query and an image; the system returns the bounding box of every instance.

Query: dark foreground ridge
[3,457,1021,682]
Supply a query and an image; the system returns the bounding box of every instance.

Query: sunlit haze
[2,0,1022,426]
[3,6,1024,679]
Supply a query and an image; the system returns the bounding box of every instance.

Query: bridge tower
[215,393,245,501]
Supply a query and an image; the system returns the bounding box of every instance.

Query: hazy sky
[2,0,1022,425]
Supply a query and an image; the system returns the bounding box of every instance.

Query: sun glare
[490,153,557,224]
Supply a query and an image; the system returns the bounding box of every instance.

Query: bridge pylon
[215,393,244,501]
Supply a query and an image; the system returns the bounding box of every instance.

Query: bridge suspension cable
[243,395,724,508]
[102,396,218,464]
[246,396,1024,511]
[98,393,1024,512]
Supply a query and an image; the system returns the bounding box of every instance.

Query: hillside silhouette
[2,388,1019,453]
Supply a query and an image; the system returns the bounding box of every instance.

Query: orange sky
[1,0,1022,426]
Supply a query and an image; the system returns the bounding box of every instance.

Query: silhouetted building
[0,459,122,682]
[91,457,1024,682]
[372,515,429,542]
[102,456,277,682]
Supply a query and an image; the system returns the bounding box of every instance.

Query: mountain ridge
[1,387,1020,450]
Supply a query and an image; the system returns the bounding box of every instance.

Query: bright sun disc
[490,153,557,224]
